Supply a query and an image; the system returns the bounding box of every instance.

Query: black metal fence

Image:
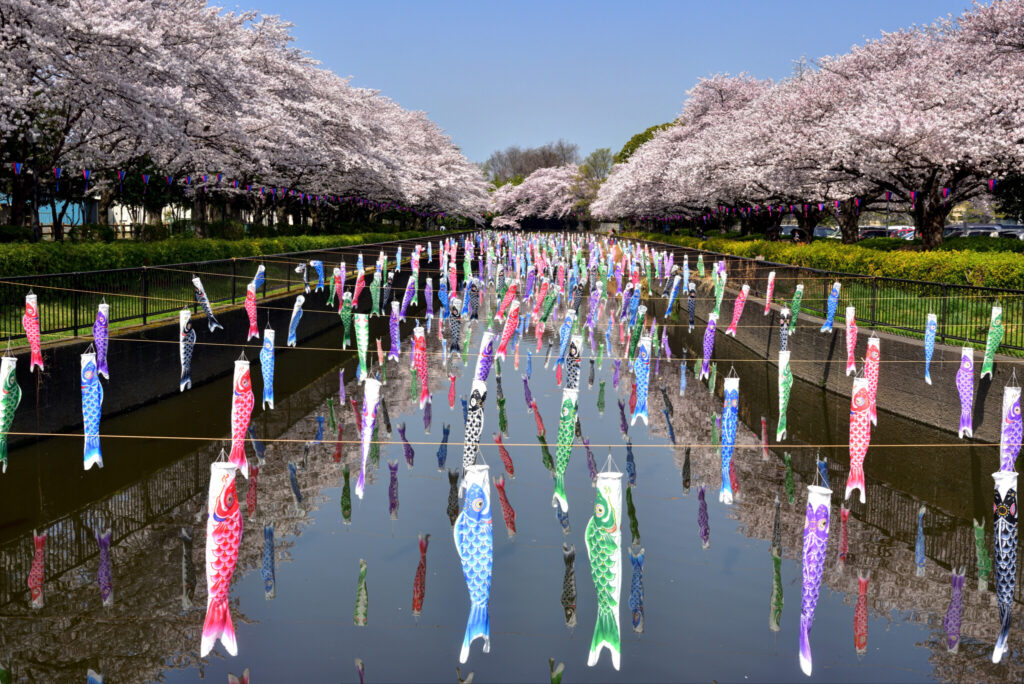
[643,238,1024,351]
[0,232,469,344]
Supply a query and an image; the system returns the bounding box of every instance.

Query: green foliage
[854,237,915,251]
[67,224,116,243]
[138,224,170,242]
[631,234,1024,289]
[0,230,446,276]
[169,219,196,236]
[613,122,676,165]
[936,237,1024,253]
[490,174,525,191]
[203,219,245,240]
[580,148,614,181]
[0,225,35,243]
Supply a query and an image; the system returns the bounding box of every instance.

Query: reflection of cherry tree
[593,1,1024,247]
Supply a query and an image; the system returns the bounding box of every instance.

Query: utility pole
[29,130,41,242]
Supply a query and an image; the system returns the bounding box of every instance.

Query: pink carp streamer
[864,336,880,426]
[845,307,857,376]
[763,271,775,315]
[845,377,871,504]
[725,284,749,337]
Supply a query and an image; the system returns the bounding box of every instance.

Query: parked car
[946,227,999,238]
[859,228,891,239]
[997,228,1024,240]
[891,225,915,239]
[813,226,840,239]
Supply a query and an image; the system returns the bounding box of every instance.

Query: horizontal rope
[95,335,1005,365]
[2,430,999,450]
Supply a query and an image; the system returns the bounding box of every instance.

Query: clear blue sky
[242,0,973,163]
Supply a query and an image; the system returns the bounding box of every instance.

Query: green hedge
[855,236,1024,254]
[628,234,1024,290]
[0,230,449,277]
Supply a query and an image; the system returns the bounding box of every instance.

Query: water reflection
[5,253,1024,682]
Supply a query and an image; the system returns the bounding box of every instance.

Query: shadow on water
[0,265,1021,682]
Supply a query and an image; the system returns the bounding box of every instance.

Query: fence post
[870,278,877,327]
[72,273,79,337]
[231,258,237,305]
[142,266,149,326]
[940,284,948,343]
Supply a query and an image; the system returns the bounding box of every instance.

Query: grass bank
[626,231,1024,355]
[627,233,1024,290]
[0,230,445,277]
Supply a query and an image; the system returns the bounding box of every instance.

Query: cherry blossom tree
[490,164,584,229]
[593,0,1024,248]
[0,0,487,234]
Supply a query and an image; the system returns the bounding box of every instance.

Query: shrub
[67,224,116,243]
[245,223,277,238]
[936,236,1024,254]
[204,219,245,240]
[138,223,170,242]
[0,229,452,276]
[169,219,195,237]
[628,233,1024,290]
[0,225,35,243]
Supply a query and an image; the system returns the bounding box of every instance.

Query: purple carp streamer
[1001,385,1023,472]
[799,485,832,677]
[956,347,974,439]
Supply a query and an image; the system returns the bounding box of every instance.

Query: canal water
[0,275,1016,682]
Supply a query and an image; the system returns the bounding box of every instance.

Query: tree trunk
[8,176,27,228]
[837,201,861,244]
[914,200,951,249]
[793,206,822,242]
[49,198,64,241]
[98,189,115,227]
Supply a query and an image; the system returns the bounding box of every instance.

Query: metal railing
[0,232,470,343]
[641,237,1024,351]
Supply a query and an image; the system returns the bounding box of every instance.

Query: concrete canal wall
[7,250,423,448]
[656,252,1023,443]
